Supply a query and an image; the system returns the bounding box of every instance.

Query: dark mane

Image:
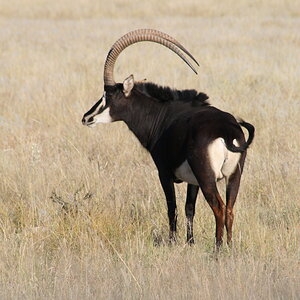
[136,82,210,106]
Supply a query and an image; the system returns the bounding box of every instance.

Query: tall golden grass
[0,0,299,298]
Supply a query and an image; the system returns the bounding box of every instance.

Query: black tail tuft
[224,120,255,153]
[239,120,255,148]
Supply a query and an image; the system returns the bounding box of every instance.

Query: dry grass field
[0,0,299,299]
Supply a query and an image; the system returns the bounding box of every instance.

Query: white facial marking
[100,92,106,109]
[85,92,112,126]
[208,138,241,182]
[93,107,113,124]
[174,160,198,186]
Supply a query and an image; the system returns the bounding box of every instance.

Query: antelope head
[82,29,199,127]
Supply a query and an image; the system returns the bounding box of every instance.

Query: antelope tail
[224,120,255,153]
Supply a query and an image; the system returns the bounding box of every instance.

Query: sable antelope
[82,29,254,249]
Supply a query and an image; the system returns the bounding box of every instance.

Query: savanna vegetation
[0,0,299,298]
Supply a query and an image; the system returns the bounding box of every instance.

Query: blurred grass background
[0,0,299,299]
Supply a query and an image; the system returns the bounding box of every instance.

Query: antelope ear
[123,74,134,97]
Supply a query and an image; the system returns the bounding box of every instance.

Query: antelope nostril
[82,116,94,125]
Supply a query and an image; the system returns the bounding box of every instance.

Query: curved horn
[126,29,199,66]
[104,29,198,86]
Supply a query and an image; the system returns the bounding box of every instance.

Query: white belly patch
[174,160,198,185]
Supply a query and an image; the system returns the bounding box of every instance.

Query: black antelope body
[82,29,255,249]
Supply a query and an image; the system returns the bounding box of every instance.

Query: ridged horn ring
[103,29,199,87]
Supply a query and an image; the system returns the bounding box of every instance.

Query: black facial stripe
[83,92,111,122]
[84,98,103,118]
[87,117,94,123]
